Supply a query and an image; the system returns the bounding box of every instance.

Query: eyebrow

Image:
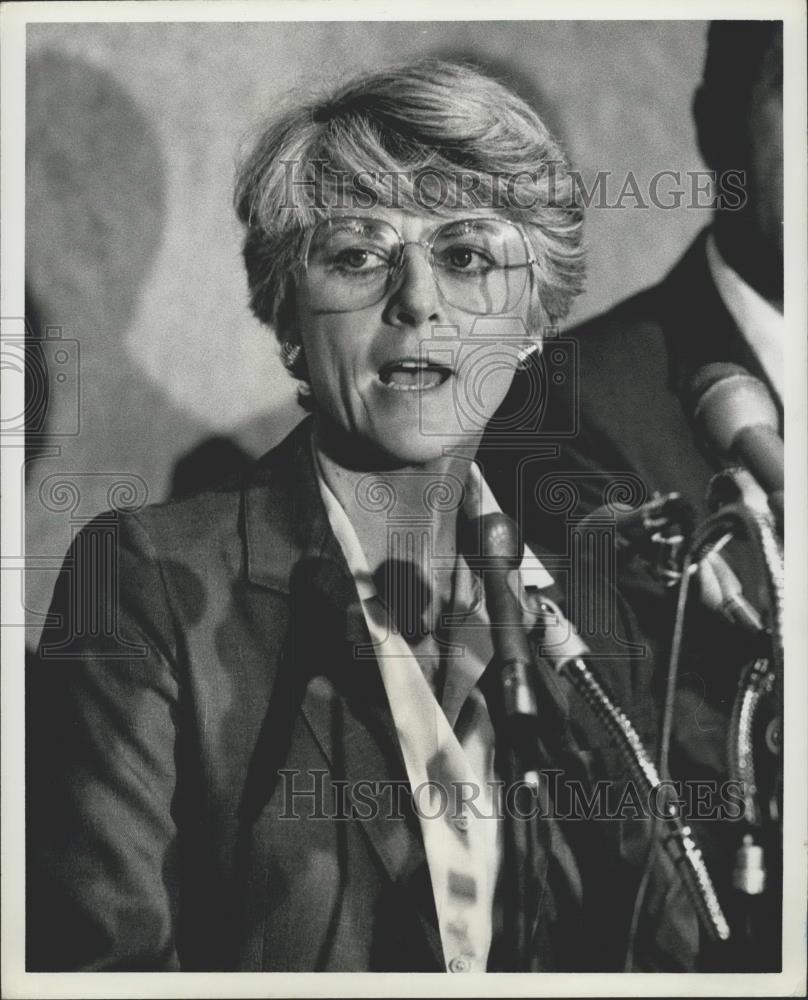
[325,218,390,237]
[436,218,506,236]
[319,215,515,242]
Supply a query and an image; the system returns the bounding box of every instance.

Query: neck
[312,422,490,683]
[312,421,481,619]
[316,446,471,573]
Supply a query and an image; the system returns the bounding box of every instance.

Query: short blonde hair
[235,60,585,365]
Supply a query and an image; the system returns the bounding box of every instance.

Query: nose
[384,245,443,328]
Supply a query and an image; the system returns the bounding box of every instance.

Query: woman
[28,61,697,972]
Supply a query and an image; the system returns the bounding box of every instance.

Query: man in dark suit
[486,21,783,971]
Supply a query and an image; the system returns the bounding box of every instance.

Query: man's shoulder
[563,232,710,372]
[544,282,671,427]
[569,284,664,349]
[562,277,677,392]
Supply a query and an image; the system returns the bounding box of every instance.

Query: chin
[372,423,477,468]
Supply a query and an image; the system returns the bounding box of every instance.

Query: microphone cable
[625,483,783,968]
[623,516,698,970]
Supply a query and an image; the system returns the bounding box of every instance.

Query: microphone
[689,363,783,530]
[529,595,731,943]
[578,492,694,587]
[578,492,694,555]
[460,481,731,943]
[460,475,545,765]
[696,549,765,635]
[461,501,543,970]
[580,491,763,634]
[474,512,539,725]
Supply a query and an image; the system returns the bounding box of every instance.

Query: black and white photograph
[2,1,806,996]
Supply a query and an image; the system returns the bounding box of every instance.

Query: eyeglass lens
[305,217,530,314]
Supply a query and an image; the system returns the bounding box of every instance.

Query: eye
[330,245,390,275]
[337,248,370,269]
[437,243,495,274]
[447,246,474,269]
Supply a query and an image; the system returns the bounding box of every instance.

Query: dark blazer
[27,418,700,972]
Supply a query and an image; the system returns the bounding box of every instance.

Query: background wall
[24,20,711,644]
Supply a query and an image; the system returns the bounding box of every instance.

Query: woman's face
[294,208,537,468]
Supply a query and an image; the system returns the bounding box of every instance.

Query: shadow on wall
[25,50,298,503]
[24,51,269,649]
[26,50,167,334]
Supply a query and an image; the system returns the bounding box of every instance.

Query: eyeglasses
[300,216,537,315]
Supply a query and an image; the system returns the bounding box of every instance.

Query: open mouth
[377,358,453,392]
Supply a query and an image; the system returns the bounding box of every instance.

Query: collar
[244,418,338,595]
[705,231,783,401]
[657,231,782,430]
[313,450,553,601]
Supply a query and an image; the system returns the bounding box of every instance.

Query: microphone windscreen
[480,513,522,569]
[689,362,779,455]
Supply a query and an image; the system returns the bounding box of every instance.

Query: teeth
[388,370,442,390]
[379,362,449,391]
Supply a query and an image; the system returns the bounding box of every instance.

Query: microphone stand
[468,508,731,967]
[470,512,544,971]
[535,594,731,947]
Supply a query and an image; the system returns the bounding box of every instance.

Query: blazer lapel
[243,421,443,967]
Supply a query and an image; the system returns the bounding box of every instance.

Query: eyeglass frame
[297,214,541,315]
